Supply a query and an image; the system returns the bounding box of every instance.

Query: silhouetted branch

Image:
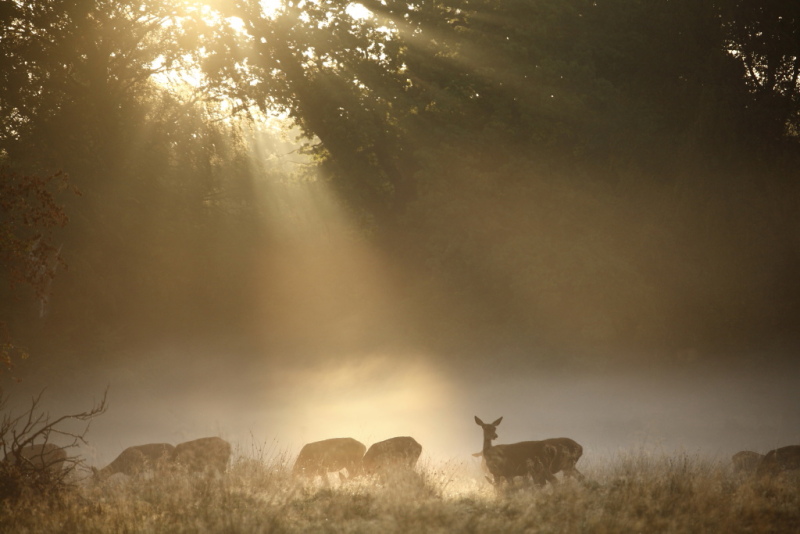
[0,388,108,500]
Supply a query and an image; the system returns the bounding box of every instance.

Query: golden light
[260,0,284,18]
[240,122,465,462]
[150,3,247,92]
[152,0,465,467]
[151,55,206,91]
[275,355,456,447]
[346,3,372,20]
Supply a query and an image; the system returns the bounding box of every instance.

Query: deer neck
[482,433,494,454]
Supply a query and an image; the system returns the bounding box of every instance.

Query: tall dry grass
[1,446,797,533]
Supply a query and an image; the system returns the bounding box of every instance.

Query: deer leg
[567,467,586,481]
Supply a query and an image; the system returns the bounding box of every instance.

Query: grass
[1,447,798,533]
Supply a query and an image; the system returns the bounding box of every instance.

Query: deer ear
[475,416,484,426]
[492,417,503,426]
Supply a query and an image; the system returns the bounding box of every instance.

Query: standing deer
[472,437,584,482]
[293,438,366,480]
[756,445,800,477]
[731,450,763,474]
[171,437,232,474]
[5,443,67,474]
[361,436,422,476]
[92,443,175,479]
[474,416,558,488]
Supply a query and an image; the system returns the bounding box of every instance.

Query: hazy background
[6,342,800,469]
[2,0,800,471]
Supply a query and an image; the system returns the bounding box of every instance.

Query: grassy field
[2,448,798,533]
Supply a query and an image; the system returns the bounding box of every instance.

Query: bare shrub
[0,389,107,501]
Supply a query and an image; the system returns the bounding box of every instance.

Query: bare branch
[0,388,108,501]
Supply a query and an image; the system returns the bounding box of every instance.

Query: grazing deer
[756,445,800,477]
[474,416,558,488]
[293,437,366,479]
[5,443,68,474]
[92,443,175,479]
[361,436,422,476]
[731,450,763,474]
[172,437,232,474]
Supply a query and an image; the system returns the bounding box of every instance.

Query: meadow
[1,445,798,534]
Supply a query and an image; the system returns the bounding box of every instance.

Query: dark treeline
[2,0,799,370]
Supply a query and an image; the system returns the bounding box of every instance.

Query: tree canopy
[2,0,799,368]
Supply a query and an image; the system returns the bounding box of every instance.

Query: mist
[6,339,799,471]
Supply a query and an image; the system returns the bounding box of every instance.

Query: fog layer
[7,342,799,470]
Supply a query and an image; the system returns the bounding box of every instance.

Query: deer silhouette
[293,437,366,480]
[360,436,422,476]
[474,416,558,488]
[172,437,232,474]
[731,450,763,474]
[92,443,175,479]
[756,445,800,477]
[473,436,584,483]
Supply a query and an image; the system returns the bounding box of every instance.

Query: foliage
[204,0,414,222]
[0,0,271,353]
[720,0,800,143]
[0,168,77,373]
[0,169,75,299]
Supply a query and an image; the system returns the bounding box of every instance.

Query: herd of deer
[731,446,800,477]
[1,437,232,481]
[4,416,800,488]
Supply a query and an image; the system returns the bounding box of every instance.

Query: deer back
[483,440,557,480]
[757,445,800,477]
[293,437,366,476]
